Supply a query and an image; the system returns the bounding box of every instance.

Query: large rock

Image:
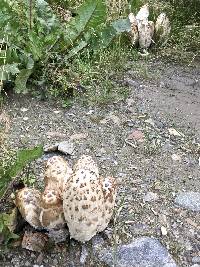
[92,236,177,267]
[175,192,200,212]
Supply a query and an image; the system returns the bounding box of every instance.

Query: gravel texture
[0,60,200,267]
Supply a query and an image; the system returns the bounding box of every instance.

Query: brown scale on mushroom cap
[63,155,117,242]
[15,187,42,229]
[44,155,73,198]
[40,188,65,229]
[16,156,70,231]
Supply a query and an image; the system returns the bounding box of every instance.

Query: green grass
[45,40,139,106]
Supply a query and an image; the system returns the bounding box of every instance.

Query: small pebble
[143,192,158,202]
[161,226,168,236]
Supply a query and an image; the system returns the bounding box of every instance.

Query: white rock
[143,192,158,202]
[168,128,184,137]
[53,110,61,114]
[171,154,182,161]
[20,108,28,112]
[145,118,155,127]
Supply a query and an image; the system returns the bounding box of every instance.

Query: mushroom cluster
[128,4,171,53]
[15,155,117,242]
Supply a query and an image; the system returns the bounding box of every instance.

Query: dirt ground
[0,60,200,267]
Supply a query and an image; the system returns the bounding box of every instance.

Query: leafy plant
[0,145,43,198]
[0,0,62,93]
[0,0,133,95]
[0,209,19,245]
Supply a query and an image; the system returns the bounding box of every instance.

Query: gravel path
[0,61,200,267]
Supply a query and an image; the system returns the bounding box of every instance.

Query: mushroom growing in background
[138,20,155,51]
[155,13,171,45]
[128,4,171,52]
[128,13,139,46]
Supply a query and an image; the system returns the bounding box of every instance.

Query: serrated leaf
[0,212,19,244]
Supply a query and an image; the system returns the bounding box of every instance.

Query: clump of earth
[0,60,199,267]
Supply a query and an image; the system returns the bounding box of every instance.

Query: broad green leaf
[111,18,131,33]
[91,25,117,51]
[26,56,34,70]
[63,0,106,49]
[0,145,43,198]
[14,69,33,94]
[91,18,131,51]
[0,71,9,80]
[77,0,106,29]
[0,63,20,75]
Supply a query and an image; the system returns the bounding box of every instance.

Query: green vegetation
[0,0,199,101]
[0,209,19,245]
[0,145,43,198]
[0,0,131,98]
[0,144,43,245]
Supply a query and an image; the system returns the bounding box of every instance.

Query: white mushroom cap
[138,20,155,49]
[73,155,99,177]
[136,4,149,23]
[63,156,117,242]
[155,13,171,41]
[128,13,139,46]
[129,13,137,24]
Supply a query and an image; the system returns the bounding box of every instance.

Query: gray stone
[93,236,177,267]
[124,78,139,87]
[58,141,75,155]
[175,192,200,212]
[47,228,69,243]
[192,257,200,264]
[80,245,88,264]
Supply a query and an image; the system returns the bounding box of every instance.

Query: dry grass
[106,0,129,20]
[67,0,129,19]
